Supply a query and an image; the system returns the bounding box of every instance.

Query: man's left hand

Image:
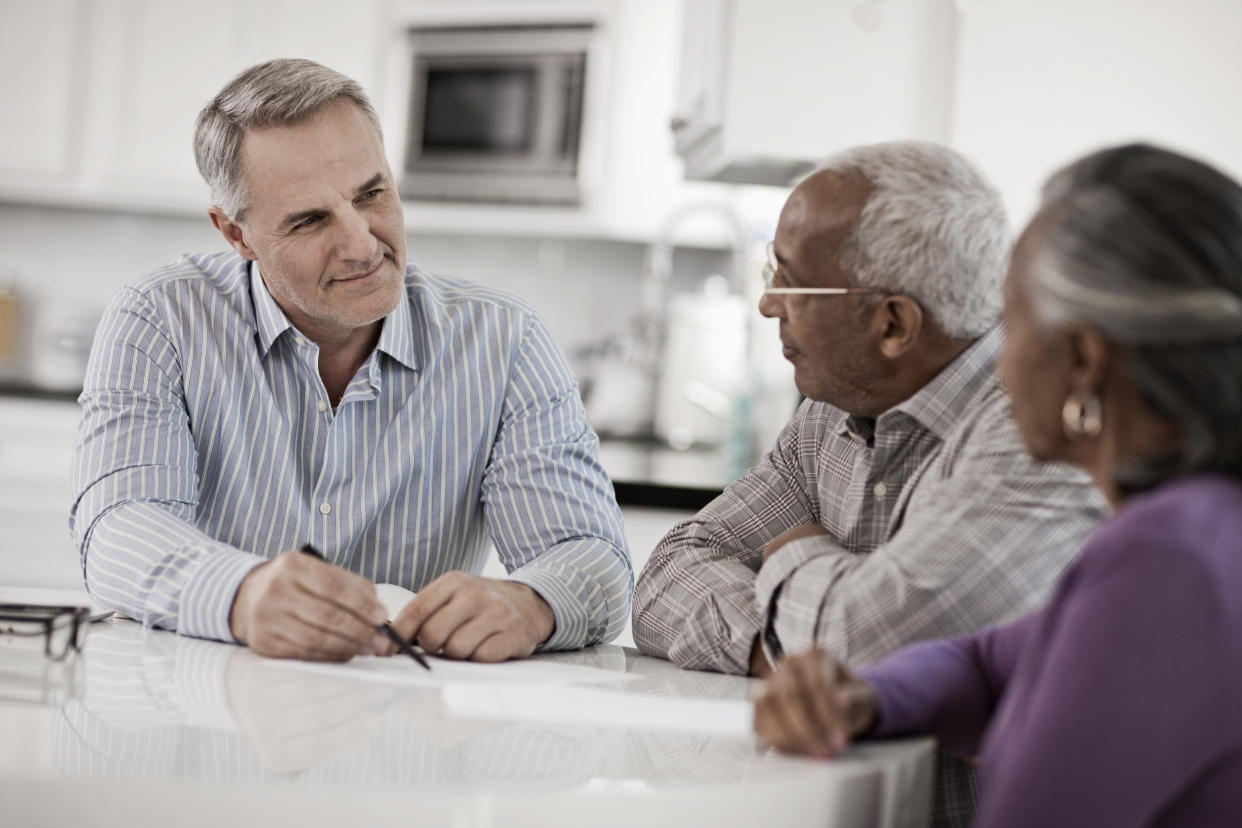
[762,524,829,564]
[391,572,556,662]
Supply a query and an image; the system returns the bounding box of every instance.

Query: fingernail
[830,730,847,753]
[371,633,388,653]
[369,607,387,625]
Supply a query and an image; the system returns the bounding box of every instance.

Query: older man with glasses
[632,141,1106,827]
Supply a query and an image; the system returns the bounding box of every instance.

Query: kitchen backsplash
[0,201,734,383]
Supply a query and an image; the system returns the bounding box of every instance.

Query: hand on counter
[752,648,877,758]
[228,549,390,660]
[391,572,555,662]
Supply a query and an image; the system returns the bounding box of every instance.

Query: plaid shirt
[632,327,1106,826]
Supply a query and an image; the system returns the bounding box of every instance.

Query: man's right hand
[228,549,390,660]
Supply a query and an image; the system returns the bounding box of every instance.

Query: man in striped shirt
[69,59,631,663]
[631,142,1106,826]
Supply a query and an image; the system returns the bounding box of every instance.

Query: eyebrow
[276,172,388,231]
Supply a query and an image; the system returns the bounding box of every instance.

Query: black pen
[298,544,431,670]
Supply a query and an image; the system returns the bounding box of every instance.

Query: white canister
[654,291,749,449]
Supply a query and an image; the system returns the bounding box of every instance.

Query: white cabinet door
[0,0,384,213]
[0,0,80,182]
[673,0,957,184]
[0,398,83,590]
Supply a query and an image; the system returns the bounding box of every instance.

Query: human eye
[358,187,385,203]
[292,214,324,231]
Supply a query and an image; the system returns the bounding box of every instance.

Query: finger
[250,591,385,661]
[765,663,824,755]
[470,630,519,663]
[392,573,461,641]
[754,689,797,752]
[439,616,513,661]
[412,593,481,654]
[788,653,843,753]
[288,553,387,626]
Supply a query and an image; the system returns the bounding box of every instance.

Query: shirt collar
[881,324,1003,441]
[248,261,417,371]
[249,261,291,358]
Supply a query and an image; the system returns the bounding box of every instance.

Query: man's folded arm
[756,404,1104,668]
[70,287,264,641]
[632,409,818,674]
[481,310,633,651]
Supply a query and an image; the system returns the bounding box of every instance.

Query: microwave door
[402,50,586,203]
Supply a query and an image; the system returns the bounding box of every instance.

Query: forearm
[632,524,763,674]
[80,500,264,641]
[857,614,1035,756]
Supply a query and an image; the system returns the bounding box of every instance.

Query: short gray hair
[821,141,1010,339]
[193,58,382,221]
[1028,143,1242,490]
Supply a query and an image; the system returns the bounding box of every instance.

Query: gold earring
[1061,391,1103,439]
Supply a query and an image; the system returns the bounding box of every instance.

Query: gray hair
[193,58,382,221]
[1028,143,1242,490]
[820,141,1010,339]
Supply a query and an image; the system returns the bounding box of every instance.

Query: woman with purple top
[753,143,1242,828]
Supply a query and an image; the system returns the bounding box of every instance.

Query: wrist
[509,581,556,644]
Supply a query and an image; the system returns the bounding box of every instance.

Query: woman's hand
[753,648,878,758]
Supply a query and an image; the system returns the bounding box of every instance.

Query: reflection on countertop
[1,619,935,828]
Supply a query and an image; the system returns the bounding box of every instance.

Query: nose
[336,205,378,263]
[758,290,785,319]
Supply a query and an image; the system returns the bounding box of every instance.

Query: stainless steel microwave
[399,25,594,205]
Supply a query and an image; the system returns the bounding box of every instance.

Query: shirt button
[319,502,332,515]
[316,399,328,412]
[873,482,888,498]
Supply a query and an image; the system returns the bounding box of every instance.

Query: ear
[208,207,257,261]
[1062,322,1111,395]
[873,295,924,359]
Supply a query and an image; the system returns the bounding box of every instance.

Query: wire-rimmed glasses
[0,604,90,661]
[761,241,889,297]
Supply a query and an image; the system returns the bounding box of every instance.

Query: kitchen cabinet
[0,0,384,214]
[672,0,958,185]
[0,397,83,590]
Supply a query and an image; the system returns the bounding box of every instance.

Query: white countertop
[0,617,933,828]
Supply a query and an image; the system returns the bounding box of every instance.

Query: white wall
[953,0,1242,227]
[0,202,732,363]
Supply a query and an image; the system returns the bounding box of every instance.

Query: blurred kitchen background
[3,0,1241,635]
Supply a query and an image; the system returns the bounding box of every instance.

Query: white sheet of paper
[278,652,635,689]
[441,682,754,735]
[373,582,416,620]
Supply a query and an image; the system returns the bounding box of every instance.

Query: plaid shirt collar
[844,325,1003,444]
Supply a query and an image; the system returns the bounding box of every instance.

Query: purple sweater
[858,475,1242,827]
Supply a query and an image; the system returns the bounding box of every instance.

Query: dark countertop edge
[612,481,719,511]
[0,383,82,403]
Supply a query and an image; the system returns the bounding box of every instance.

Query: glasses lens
[46,613,82,661]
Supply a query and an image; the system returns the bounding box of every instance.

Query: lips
[335,258,384,283]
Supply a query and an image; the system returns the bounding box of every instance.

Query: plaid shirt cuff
[754,534,848,660]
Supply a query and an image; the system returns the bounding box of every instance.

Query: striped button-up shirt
[70,251,632,650]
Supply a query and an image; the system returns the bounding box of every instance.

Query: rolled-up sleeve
[481,311,632,650]
[70,287,264,641]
